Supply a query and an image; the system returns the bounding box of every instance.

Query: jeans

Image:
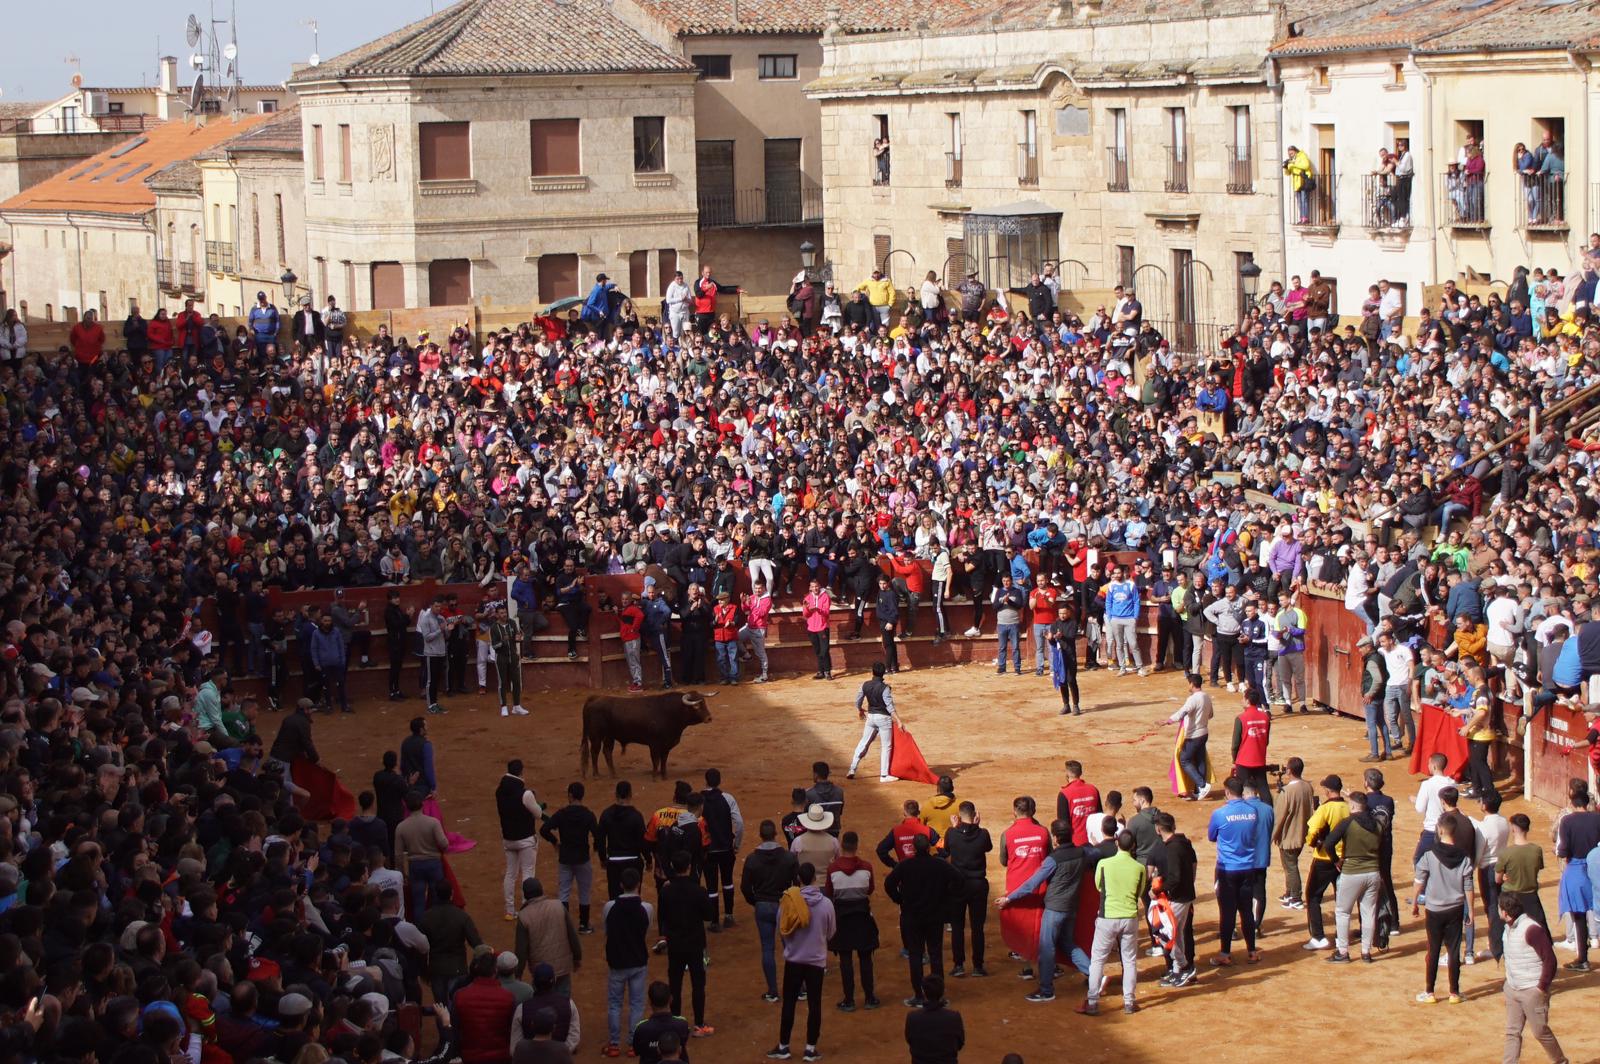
[1467,739,1494,798]
[996,623,1021,672]
[1087,917,1138,1008]
[738,626,769,678]
[607,965,647,1044]
[1334,869,1380,954]
[1383,684,1414,748]
[1032,623,1052,672]
[622,639,642,685]
[1364,699,1391,759]
[850,714,893,778]
[778,961,824,1049]
[755,901,780,995]
[408,857,445,917]
[1037,908,1090,995]
[1106,617,1141,669]
[1295,186,1310,221]
[715,640,740,683]
[809,630,831,676]
[1178,736,1208,795]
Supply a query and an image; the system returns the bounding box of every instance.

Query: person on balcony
[1392,139,1414,224]
[1536,141,1565,225]
[1282,145,1313,225]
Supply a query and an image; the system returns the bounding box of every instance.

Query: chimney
[822,3,842,40]
[1076,0,1103,18]
[158,56,178,95]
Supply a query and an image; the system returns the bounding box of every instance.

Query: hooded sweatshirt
[781,885,837,966]
[1413,842,1474,912]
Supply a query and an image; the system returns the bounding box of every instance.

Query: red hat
[247,957,281,982]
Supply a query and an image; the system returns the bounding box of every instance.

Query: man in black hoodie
[884,833,964,1007]
[903,975,964,1064]
[1149,812,1198,986]
[597,781,648,902]
[742,820,800,1002]
[540,782,599,933]
[658,850,716,1035]
[700,768,744,931]
[943,801,993,977]
[804,762,846,837]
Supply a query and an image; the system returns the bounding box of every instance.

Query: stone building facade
[288,0,701,312]
[809,0,1293,339]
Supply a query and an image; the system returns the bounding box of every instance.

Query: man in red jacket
[1231,689,1273,797]
[174,298,204,360]
[452,950,517,1064]
[1055,760,1103,846]
[1029,575,1060,676]
[875,799,937,866]
[888,550,928,638]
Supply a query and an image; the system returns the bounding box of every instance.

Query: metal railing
[1226,148,1253,194]
[698,181,823,228]
[1361,172,1413,230]
[176,262,198,292]
[1164,147,1189,193]
[945,151,963,188]
[1142,319,1227,358]
[203,240,238,276]
[0,113,155,135]
[1017,143,1038,186]
[1106,148,1129,192]
[1289,171,1337,228]
[1440,170,1488,228]
[156,257,173,289]
[1517,172,1567,231]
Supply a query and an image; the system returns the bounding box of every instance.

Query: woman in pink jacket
[803,580,833,680]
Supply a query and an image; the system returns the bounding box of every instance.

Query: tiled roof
[291,0,694,82]
[626,0,986,35]
[0,101,47,121]
[145,159,201,193]
[1274,0,1596,57]
[809,53,1265,94]
[941,0,1280,32]
[0,112,274,216]
[196,109,303,159]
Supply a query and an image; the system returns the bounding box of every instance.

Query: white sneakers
[964,626,981,637]
[1303,937,1331,951]
[502,705,530,717]
[500,705,509,717]
[1137,666,1151,677]
[1196,783,1212,801]
[880,775,900,783]
[1225,681,1237,692]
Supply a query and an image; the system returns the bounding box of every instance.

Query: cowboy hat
[798,803,835,832]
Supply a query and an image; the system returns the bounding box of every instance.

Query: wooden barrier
[1526,699,1597,808]
[1299,591,1365,717]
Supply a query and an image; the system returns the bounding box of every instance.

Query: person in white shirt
[664,270,692,338]
[1163,674,1215,801]
[1378,632,1416,755]
[1483,586,1524,692]
[1476,788,1511,963]
[1412,751,1455,860]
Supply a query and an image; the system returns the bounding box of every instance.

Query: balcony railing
[1361,172,1413,230]
[1440,170,1489,229]
[205,240,238,276]
[1017,143,1038,186]
[1517,172,1567,231]
[1164,147,1189,193]
[176,262,198,292]
[1226,148,1253,194]
[1106,148,1129,192]
[1289,171,1337,228]
[156,257,173,289]
[945,152,963,189]
[698,181,823,229]
[0,113,156,135]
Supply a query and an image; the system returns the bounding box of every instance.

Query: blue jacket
[307,626,347,670]
[1104,580,1140,620]
[640,596,672,636]
[1009,554,1032,585]
[581,282,617,324]
[1207,798,1260,873]
[248,303,279,341]
[1243,797,1275,870]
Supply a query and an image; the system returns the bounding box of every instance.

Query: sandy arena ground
[305,661,1598,1064]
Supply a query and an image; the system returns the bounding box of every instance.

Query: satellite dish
[188,75,204,112]
[308,53,321,67]
[185,13,203,46]
[190,54,206,69]
[223,42,237,61]
[70,72,84,88]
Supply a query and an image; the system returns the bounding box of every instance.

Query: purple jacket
[781,886,837,967]
[1267,538,1302,578]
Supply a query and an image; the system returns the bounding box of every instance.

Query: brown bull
[579,689,716,779]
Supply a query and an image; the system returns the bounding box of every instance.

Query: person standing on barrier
[1273,591,1310,715]
[739,579,773,684]
[417,596,450,715]
[489,602,528,718]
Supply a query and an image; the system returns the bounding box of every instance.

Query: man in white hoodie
[664,270,691,338]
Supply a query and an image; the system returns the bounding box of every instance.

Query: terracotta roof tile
[0,101,47,122]
[942,0,1281,32]
[0,113,275,217]
[1273,0,1592,57]
[626,0,986,35]
[292,0,693,82]
[1415,0,1600,51]
[196,108,303,159]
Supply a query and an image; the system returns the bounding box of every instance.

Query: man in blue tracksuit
[1239,602,1271,704]
[1206,778,1262,964]
[307,610,350,714]
[1241,778,1276,931]
[247,290,280,358]
[1103,567,1145,675]
[639,581,675,688]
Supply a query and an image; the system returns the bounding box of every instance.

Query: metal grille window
[633,117,665,173]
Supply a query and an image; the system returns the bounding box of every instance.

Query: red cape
[291,758,357,821]
[1409,702,1470,778]
[890,721,940,785]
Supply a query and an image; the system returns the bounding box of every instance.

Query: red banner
[1408,702,1470,778]
[890,722,940,785]
[291,758,357,821]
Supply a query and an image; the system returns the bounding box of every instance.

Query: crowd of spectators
[0,227,1598,1062]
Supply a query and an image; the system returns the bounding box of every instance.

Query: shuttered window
[418,121,471,181]
[530,119,581,176]
[370,262,404,309]
[339,124,353,182]
[873,234,891,272]
[657,249,678,296]
[537,254,579,304]
[629,251,649,301]
[429,259,472,306]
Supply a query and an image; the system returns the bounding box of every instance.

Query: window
[1019,110,1038,185]
[199,99,222,115]
[428,259,472,306]
[692,54,731,79]
[343,261,356,308]
[1166,107,1188,192]
[537,254,579,304]
[946,113,963,187]
[530,119,581,176]
[310,124,324,181]
[696,140,735,224]
[418,121,471,181]
[258,99,278,113]
[1228,106,1252,194]
[872,114,890,185]
[1391,63,1406,87]
[45,304,54,322]
[873,234,891,272]
[274,194,285,265]
[1313,65,1330,89]
[1117,245,1135,288]
[758,54,797,80]
[764,139,802,222]
[338,124,352,183]
[250,193,261,262]
[99,292,108,320]
[370,262,404,309]
[657,249,678,297]
[107,101,124,114]
[1107,108,1129,191]
[633,117,665,173]
[629,251,649,300]
[61,106,79,133]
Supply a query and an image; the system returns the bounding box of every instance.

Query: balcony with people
[1284,145,1335,231]
[1362,140,1413,231]
[1515,138,1566,232]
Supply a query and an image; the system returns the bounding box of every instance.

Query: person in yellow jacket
[856,269,896,326]
[1284,146,1315,224]
[921,776,958,830]
[1302,774,1350,949]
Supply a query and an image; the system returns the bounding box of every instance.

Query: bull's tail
[578,701,592,777]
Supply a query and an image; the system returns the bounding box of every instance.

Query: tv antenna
[301,19,321,67]
[182,1,242,116]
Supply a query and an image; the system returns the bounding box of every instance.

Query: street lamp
[799,240,816,279]
[279,267,298,305]
[1238,258,1261,317]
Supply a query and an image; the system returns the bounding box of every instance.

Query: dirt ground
[305,661,1599,1064]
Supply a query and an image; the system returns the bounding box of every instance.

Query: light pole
[799,240,816,282]
[1238,259,1261,319]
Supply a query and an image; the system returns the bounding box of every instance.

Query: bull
[579,689,716,779]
